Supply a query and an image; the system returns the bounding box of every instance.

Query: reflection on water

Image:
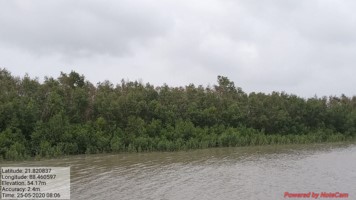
[1,143,356,200]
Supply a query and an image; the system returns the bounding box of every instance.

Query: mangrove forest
[0,68,355,160]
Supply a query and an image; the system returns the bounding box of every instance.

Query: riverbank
[1,128,354,162]
[1,69,356,161]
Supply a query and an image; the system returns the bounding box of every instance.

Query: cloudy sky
[1,0,356,97]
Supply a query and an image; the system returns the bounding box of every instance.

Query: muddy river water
[1,143,355,200]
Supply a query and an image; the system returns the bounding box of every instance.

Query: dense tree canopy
[0,68,355,160]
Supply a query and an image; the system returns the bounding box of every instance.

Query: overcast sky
[1,0,356,97]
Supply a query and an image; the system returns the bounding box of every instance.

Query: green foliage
[0,68,355,160]
[5,142,27,160]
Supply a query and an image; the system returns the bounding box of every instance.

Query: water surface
[1,143,355,200]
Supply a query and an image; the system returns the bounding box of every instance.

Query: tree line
[0,68,355,160]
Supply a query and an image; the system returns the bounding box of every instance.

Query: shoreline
[1,137,354,163]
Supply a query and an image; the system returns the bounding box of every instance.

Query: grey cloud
[0,0,172,57]
[1,0,356,97]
